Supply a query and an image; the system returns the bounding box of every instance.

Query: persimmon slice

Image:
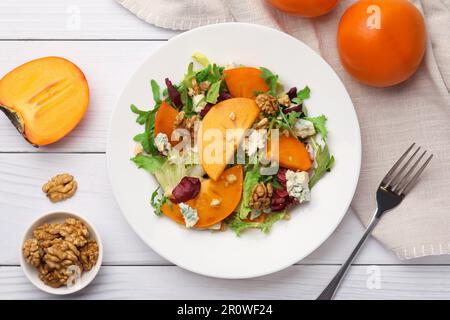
[223,67,269,98]
[0,56,89,146]
[154,101,178,145]
[199,98,260,180]
[268,135,312,171]
[161,165,243,228]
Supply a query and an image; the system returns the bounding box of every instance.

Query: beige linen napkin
[116,0,450,260]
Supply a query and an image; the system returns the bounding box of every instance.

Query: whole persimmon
[268,0,339,17]
[337,0,426,87]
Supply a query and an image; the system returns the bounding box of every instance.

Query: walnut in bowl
[20,211,103,295]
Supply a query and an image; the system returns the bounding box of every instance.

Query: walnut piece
[43,239,79,269]
[173,112,199,140]
[22,217,99,288]
[59,218,89,247]
[38,263,73,288]
[199,80,211,92]
[249,182,273,211]
[33,223,61,241]
[278,94,291,107]
[23,239,41,267]
[255,93,278,116]
[80,240,99,271]
[42,173,77,203]
[254,117,269,129]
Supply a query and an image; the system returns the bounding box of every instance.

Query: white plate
[107,23,361,279]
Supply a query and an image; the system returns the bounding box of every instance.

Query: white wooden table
[1,0,450,300]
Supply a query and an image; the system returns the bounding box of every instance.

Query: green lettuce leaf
[239,164,261,219]
[192,52,210,67]
[206,80,222,104]
[182,62,196,88]
[130,154,165,173]
[228,212,286,236]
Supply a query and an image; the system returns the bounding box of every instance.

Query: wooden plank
[0,40,165,152]
[2,153,450,266]
[0,0,179,39]
[1,265,450,299]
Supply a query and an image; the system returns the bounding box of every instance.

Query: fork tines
[381,143,433,195]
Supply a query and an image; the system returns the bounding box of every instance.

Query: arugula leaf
[133,132,151,152]
[130,154,165,174]
[195,64,224,84]
[278,105,298,139]
[239,164,261,219]
[287,111,302,127]
[206,80,222,104]
[259,67,279,96]
[195,65,212,83]
[150,187,167,216]
[130,104,149,125]
[309,138,335,188]
[305,115,328,139]
[292,86,310,104]
[192,52,210,67]
[228,212,286,236]
[150,80,161,104]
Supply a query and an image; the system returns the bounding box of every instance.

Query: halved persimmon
[161,165,243,228]
[199,98,260,180]
[154,101,178,145]
[223,67,269,98]
[0,56,89,146]
[268,135,312,171]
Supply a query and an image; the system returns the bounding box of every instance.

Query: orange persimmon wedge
[154,101,178,145]
[199,98,260,180]
[161,165,243,228]
[0,56,89,146]
[268,135,312,171]
[223,67,269,98]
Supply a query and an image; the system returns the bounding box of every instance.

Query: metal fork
[317,143,433,300]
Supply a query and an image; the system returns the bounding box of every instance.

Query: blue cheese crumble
[193,94,207,114]
[154,132,171,156]
[179,202,199,228]
[246,130,266,158]
[294,119,316,139]
[285,170,311,203]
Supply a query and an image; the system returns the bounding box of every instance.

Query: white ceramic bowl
[20,211,103,295]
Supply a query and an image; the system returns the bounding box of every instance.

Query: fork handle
[316,213,380,300]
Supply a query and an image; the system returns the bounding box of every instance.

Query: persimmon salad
[130,53,334,235]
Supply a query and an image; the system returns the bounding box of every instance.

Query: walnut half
[42,173,77,203]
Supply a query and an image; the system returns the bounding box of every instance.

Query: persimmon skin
[161,165,243,228]
[223,67,269,99]
[268,0,339,17]
[337,0,426,87]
